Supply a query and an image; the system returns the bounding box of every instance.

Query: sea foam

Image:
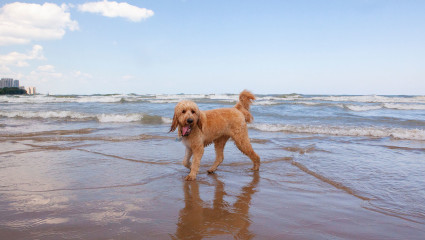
[250,123,425,141]
[0,111,166,124]
[383,103,425,110]
[343,104,383,111]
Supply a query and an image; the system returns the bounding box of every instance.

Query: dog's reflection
[173,172,260,239]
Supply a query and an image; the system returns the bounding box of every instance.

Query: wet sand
[1,129,424,239]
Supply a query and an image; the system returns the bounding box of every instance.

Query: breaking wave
[2,94,424,113]
[344,103,425,111]
[343,104,383,111]
[383,103,425,110]
[250,123,425,141]
[307,95,425,104]
[0,110,168,124]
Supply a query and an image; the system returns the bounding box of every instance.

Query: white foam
[383,103,425,110]
[254,100,280,105]
[294,101,322,106]
[154,94,207,100]
[307,95,425,104]
[0,111,168,124]
[293,101,345,108]
[161,117,173,124]
[96,113,143,123]
[207,94,238,101]
[250,123,425,141]
[344,104,383,111]
[0,110,91,119]
[74,95,124,103]
[2,94,425,107]
[390,129,425,140]
[147,99,180,104]
[0,95,125,103]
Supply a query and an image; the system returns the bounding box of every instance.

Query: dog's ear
[169,113,178,133]
[197,111,205,132]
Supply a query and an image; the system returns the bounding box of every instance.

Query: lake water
[1,93,424,239]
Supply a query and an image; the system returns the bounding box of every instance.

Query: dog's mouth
[182,125,192,136]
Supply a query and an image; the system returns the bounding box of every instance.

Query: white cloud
[0,45,45,67]
[0,65,23,80]
[37,65,56,72]
[0,2,78,46]
[78,0,154,22]
[28,64,63,83]
[73,70,93,79]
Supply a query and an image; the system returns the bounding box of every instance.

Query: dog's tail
[234,90,255,123]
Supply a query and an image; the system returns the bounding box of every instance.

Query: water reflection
[173,172,260,239]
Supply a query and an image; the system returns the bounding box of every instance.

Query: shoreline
[1,128,424,239]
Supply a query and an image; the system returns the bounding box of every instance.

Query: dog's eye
[191,110,195,114]
[182,110,186,114]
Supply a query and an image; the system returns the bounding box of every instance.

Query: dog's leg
[232,131,260,171]
[182,147,192,169]
[185,145,204,181]
[208,136,229,174]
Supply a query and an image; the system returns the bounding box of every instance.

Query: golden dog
[170,90,260,181]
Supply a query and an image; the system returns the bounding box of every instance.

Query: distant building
[0,78,14,88]
[1,78,36,95]
[26,86,36,95]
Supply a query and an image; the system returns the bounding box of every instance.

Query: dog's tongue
[182,126,190,136]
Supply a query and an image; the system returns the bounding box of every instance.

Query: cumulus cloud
[0,2,78,46]
[78,0,154,22]
[0,45,45,67]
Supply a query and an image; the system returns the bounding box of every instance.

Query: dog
[170,90,260,181]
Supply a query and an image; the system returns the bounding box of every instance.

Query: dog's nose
[187,118,193,124]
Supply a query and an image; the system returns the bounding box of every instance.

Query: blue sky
[0,0,424,95]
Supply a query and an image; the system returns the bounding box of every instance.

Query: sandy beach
[0,129,424,239]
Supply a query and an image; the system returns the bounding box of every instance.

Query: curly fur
[170,90,260,181]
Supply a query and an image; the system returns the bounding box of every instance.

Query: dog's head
[169,100,203,137]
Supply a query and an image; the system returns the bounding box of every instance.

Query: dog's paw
[251,166,260,171]
[207,169,215,174]
[184,174,196,181]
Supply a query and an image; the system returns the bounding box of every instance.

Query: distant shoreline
[0,87,27,95]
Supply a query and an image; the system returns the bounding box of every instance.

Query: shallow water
[1,93,425,239]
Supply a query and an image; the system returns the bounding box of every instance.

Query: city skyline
[0,78,19,88]
[0,77,36,94]
[1,1,424,95]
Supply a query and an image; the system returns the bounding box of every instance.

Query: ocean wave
[147,99,181,104]
[0,110,168,124]
[383,103,425,110]
[250,123,425,141]
[341,103,425,111]
[254,100,281,105]
[0,95,127,104]
[307,95,425,104]
[343,104,383,111]
[154,94,208,100]
[0,93,301,105]
[2,94,425,107]
[208,94,239,101]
